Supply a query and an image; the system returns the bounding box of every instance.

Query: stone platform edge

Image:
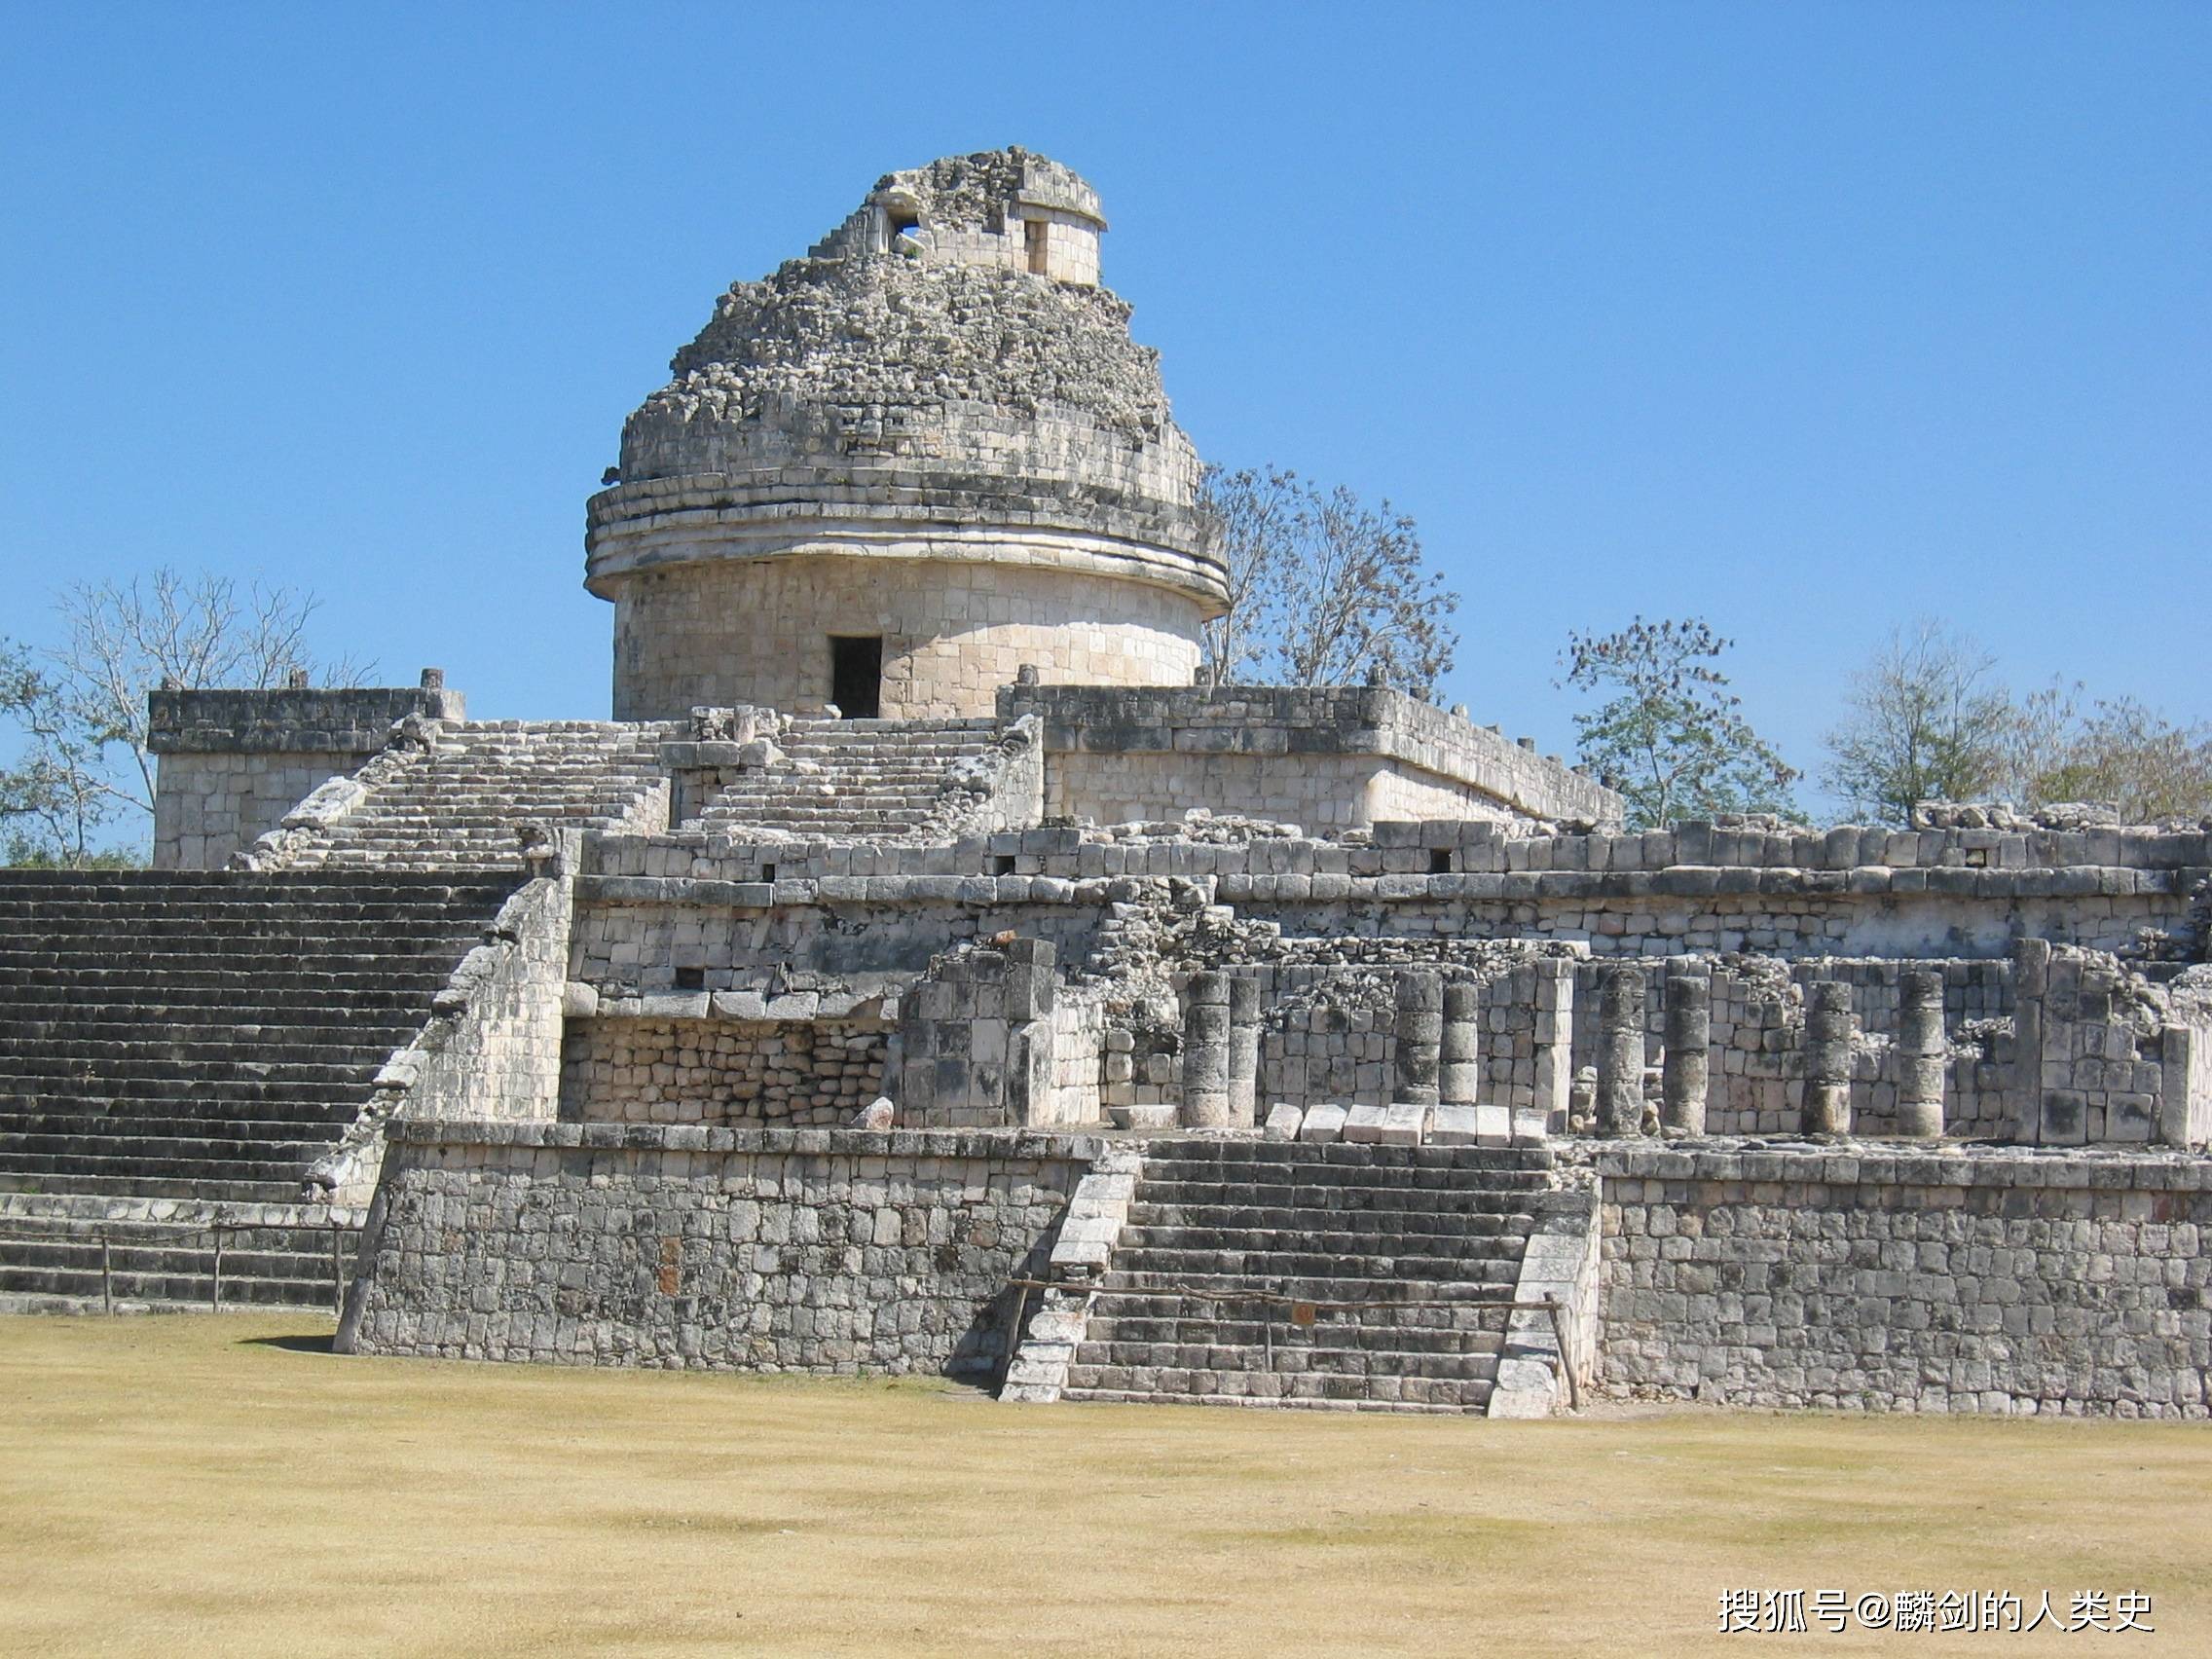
[383,1119,1108,1162]
[1587,1141,2212,1191]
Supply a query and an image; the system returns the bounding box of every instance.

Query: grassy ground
[1,1315,2205,1657]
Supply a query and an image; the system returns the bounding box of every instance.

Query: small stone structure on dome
[5,149,2210,1425]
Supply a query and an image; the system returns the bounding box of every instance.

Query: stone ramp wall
[337,1123,1090,1378]
[1595,1144,2212,1417]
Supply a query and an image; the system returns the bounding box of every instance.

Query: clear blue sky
[5,3,2205,815]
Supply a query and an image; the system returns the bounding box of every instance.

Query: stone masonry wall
[558,1017,889,1127]
[1596,1145,2212,1417]
[1001,684,1619,830]
[337,1122,1088,1379]
[1046,752,1517,834]
[152,750,361,870]
[611,555,1202,721]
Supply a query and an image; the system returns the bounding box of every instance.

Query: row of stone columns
[1591,964,1948,1140]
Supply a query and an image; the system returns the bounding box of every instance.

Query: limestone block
[1299,1103,1348,1144]
[1428,1104,1481,1146]
[1380,1102,1429,1146]
[1263,1102,1304,1142]
[1343,1103,1390,1143]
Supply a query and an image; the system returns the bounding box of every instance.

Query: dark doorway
[830,636,883,719]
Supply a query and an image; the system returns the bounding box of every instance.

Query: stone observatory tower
[586,148,1227,721]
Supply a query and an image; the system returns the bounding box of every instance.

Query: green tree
[1562,616,1800,830]
[1823,621,2014,824]
[2010,684,2212,823]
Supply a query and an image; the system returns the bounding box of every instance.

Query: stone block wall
[338,1123,1088,1377]
[558,1017,889,1127]
[608,552,1203,722]
[1000,684,1620,830]
[151,751,365,869]
[2013,942,2203,1146]
[896,940,1059,1127]
[1596,1145,2212,1416]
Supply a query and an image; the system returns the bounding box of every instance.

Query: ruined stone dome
[586,151,1227,723]
[585,149,1223,606]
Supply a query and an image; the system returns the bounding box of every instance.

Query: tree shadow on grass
[239,1332,336,1354]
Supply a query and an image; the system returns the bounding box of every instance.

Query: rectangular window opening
[830,635,883,719]
[1428,849,1455,874]
[673,966,705,991]
[993,855,1017,876]
[1024,220,1049,275]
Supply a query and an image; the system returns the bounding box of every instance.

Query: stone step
[0,1171,307,1203]
[0,1263,350,1311]
[1109,1246,1523,1283]
[1082,1291,1519,1331]
[0,1149,326,1184]
[1125,1202,1536,1236]
[0,1131,331,1165]
[0,1108,373,1138]
[1060,1365,1492,1412]
[1073,1338,1501,1381]
[1085,1311,1509,1349]
[1120,1221,1535,1257]
[1140,1140,1555,1173]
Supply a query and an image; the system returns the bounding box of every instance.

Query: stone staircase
[0,869,515,1309]
[1060,1139,1556,1413]
[276,720,677,867]
[696,717,1002,838]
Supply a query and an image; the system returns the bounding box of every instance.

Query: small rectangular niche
[830,636,883,719]
[1429,849,1455,874]
[1025,219,1049,275]
[672,966,706,990]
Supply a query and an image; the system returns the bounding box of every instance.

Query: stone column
[1803,980,1856,1136]
[1181,971,1233,1128]
[1595,966,1646,1138]
[1897,969,1946,1139]
[1227,973,1262,1128]
[1393,970,1444,1106]
[1661,973,1711,1134]
[1440,979,1482,1105]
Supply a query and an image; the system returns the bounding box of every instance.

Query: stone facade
[1596,1144,2212,1417]
[337,1122,1085,1378]
[610,555,1202,721]
[1003,684,1618,830]
[558,1017,889,1127]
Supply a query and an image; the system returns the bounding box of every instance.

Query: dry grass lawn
[1,1314,2206,1657]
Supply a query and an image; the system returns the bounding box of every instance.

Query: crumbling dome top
[587,147,1222,608]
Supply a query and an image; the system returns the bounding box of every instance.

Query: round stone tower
[587,148,1226,721]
